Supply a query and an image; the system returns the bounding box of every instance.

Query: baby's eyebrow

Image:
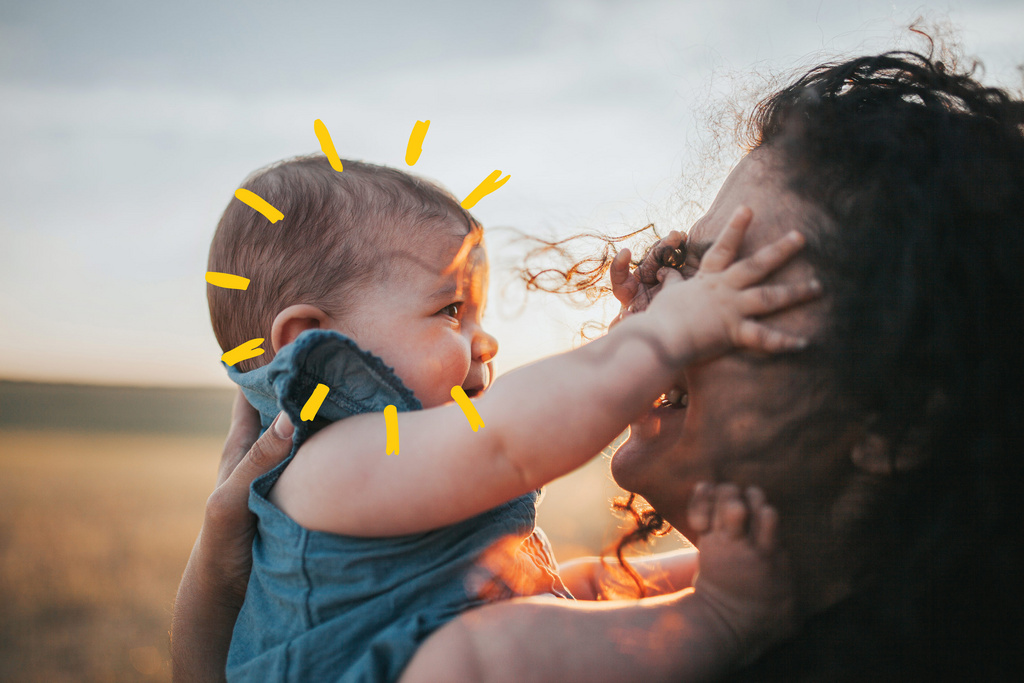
[431,282,460,299]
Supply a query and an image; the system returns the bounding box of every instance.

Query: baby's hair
[208,155,480,371]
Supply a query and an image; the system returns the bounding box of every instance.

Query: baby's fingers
[739,279,822,317]
[744,487,778,555]
[637,230,686,286]
[755,504,779,556]
[728,230,806,288]
[734,320,809,353]
[610,248,635,306]
[698,207,753,273]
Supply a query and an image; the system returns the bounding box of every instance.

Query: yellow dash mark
[405,120,430,166]
[384,405,399,455]
[205,272,250,290]
[314,119,344,172]
[300,383,330,422]
[451,386,485,432]
[461,170,510,210]
[234,189,284,223]
[222,338,265,366]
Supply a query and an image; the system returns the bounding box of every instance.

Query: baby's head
[208,155,498,408]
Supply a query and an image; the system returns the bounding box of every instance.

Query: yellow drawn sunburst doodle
[209,119,507,452]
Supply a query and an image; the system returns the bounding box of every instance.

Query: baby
[208,155,814,682]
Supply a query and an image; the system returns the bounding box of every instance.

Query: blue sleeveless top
[224,330,573,683]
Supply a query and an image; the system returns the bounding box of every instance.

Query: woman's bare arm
[559,548,701,600]
[400,588,739,683]
[170,391,294,682]
[402,484,794,683]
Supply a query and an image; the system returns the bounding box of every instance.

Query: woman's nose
[472,328,499,364]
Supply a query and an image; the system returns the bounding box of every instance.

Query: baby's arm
[399,484,794,683]
[274,208,819,536]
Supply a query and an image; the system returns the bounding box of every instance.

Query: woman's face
[611,149,844,528]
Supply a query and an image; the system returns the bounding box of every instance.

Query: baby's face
[330,223,498,409]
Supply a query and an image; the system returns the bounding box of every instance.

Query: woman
[173,50,1024,680]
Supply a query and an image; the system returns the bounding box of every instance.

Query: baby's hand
[688,482,796,658]
[609,229,686,328]
[640,206,820,366]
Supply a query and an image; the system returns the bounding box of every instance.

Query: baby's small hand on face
[609,230,686,329]
[642,207,821,367]
[688,482,796,658]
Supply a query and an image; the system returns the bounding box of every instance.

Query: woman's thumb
[233,412,294,484]
[272,412,294,440]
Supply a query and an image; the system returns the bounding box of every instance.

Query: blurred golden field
[0,381,686,682]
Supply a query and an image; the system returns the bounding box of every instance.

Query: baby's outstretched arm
[399,484,794,683]
[273,207,820,536]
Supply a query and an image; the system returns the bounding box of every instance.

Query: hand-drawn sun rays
[234,188,283,223]
[314,119,344,172]
[210,118,503,452]
[461,170,511,210]
[406,120,430,166]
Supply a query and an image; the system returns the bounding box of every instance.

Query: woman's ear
[851,392,945,475]
[271,305,331,353]
[850,428,929,475]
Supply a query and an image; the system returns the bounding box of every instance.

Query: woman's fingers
[225,412,294,494]
[698,207,753,273]
[738,279,822,317]
[218,389,263,487]
[728,230,806,288]
[208,412,293,529]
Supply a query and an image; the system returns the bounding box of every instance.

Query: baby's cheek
[441,339,473,381]
[414,337,471,406]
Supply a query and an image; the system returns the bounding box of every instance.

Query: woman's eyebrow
[686,240,714,262]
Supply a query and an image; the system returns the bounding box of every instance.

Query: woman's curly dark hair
[740,49,1024,680]
[529,44,1024,676]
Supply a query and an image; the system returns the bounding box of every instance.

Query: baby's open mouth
[655,387,688,409]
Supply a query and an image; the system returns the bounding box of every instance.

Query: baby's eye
[439,303,462,318]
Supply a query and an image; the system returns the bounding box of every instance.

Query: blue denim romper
[224,329,573,683]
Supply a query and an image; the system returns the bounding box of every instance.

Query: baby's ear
[271,305,330,353]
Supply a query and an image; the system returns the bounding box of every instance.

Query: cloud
[2,0,1021,384]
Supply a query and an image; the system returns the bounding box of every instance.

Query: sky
[1,0,1022,387]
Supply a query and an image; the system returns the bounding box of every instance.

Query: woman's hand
[170,390,294,682]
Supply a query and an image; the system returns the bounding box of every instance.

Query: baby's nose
[473,329,498,364]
